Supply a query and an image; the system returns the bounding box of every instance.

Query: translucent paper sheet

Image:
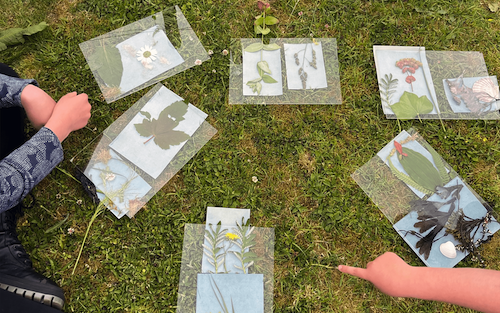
[352,129,499,267]
[79,6,209,103]
[71,84,217,218]
[374,46,500,119]
[229,38,342,104]
[177,208,275,313]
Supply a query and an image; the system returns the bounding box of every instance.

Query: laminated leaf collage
[79,6,209,103]
[352,129,500,267]
[72,84,216,218]
[229,38,342,104]
[74,6,215,218]
[176,207,275,313]
[374,46,500,120]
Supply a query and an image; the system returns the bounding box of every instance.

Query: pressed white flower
[136,45,158,64]
[195,59,202,65]
[208,50,214,55]
[252,176,258,183]
[76,199,83,205]
[212,69,216,73]
[67,227,75,235]
[222,49,228,56]
[105,173,116,181]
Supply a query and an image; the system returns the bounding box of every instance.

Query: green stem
[72,200,107,275]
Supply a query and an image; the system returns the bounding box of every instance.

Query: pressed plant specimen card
[85,149,151,218]
[442,75,500,113]
[176,208,275,312]
[352,129,499,267]
[283,42,327,90]
[114,25,184,93]
[80,6,209,103]
[71,84,217,218]
[374,46,500,119]
[195,274,264,313]
[201,207,252,274]
[242,38,283,96]
[393,177,500,267]
[229,38,342,104]
[109,86,207,179]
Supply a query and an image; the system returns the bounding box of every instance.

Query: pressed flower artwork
[109,86,207,179]
[284,42,327,90]
[242,39,283,96]
[201,207,252,274]
[352,129,500,267]
[115,25,184,93]
[176,208,275,313]
[85,149,152,218]
[443,75,500,113]
[72,84,217,218]
[80,7,210,103]
[374,46,500,119]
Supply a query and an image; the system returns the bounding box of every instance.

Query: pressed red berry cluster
[396,58,423,88]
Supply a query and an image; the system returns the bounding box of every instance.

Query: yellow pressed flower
[225,233,239,240]
[483,138,487,142]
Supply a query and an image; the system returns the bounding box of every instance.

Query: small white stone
[439,241,457,259]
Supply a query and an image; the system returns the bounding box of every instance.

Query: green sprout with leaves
[203,223,228,274]
[230,221,260,274]
[244,1,280,95]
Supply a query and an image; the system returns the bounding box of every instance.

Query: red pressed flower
[408,67,415,74]
[405,76,416,84]
[402,67,408,73]
[394,141,408,157]
[257,0,269,10]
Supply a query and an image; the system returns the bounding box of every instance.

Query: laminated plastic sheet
[374,46,500,119]
[71,84,217,218]
[79,6,209,103]
[229,38,342,104]
[177,224,275,313]
[352,129,499,267]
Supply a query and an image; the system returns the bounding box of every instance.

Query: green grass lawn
[1,0,500,312]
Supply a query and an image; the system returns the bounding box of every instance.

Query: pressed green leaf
[0,22,48,51]
[254,24,264,35]
[87,44,123,87]
[244,42,264,52]
[400,147,444,192]
[133,101,190,150]
[262,74,277,83]
[264,16,278,25]
[139,111,151,120]
[22,22,48,35]
[391,91,434,120]
[262,43,281,51]
[260,27,270,35]
[257,61,272,74]
[0,28,25,49]
[254,16,264,25]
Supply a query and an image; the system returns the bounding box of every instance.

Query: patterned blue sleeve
[0,73,38,108]
[0,127,63,212]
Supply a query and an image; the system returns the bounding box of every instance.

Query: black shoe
[0,207,65,310]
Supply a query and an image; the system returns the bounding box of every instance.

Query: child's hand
[44,92,91,142]
[338,252,414,297]
[20,84,56,129]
